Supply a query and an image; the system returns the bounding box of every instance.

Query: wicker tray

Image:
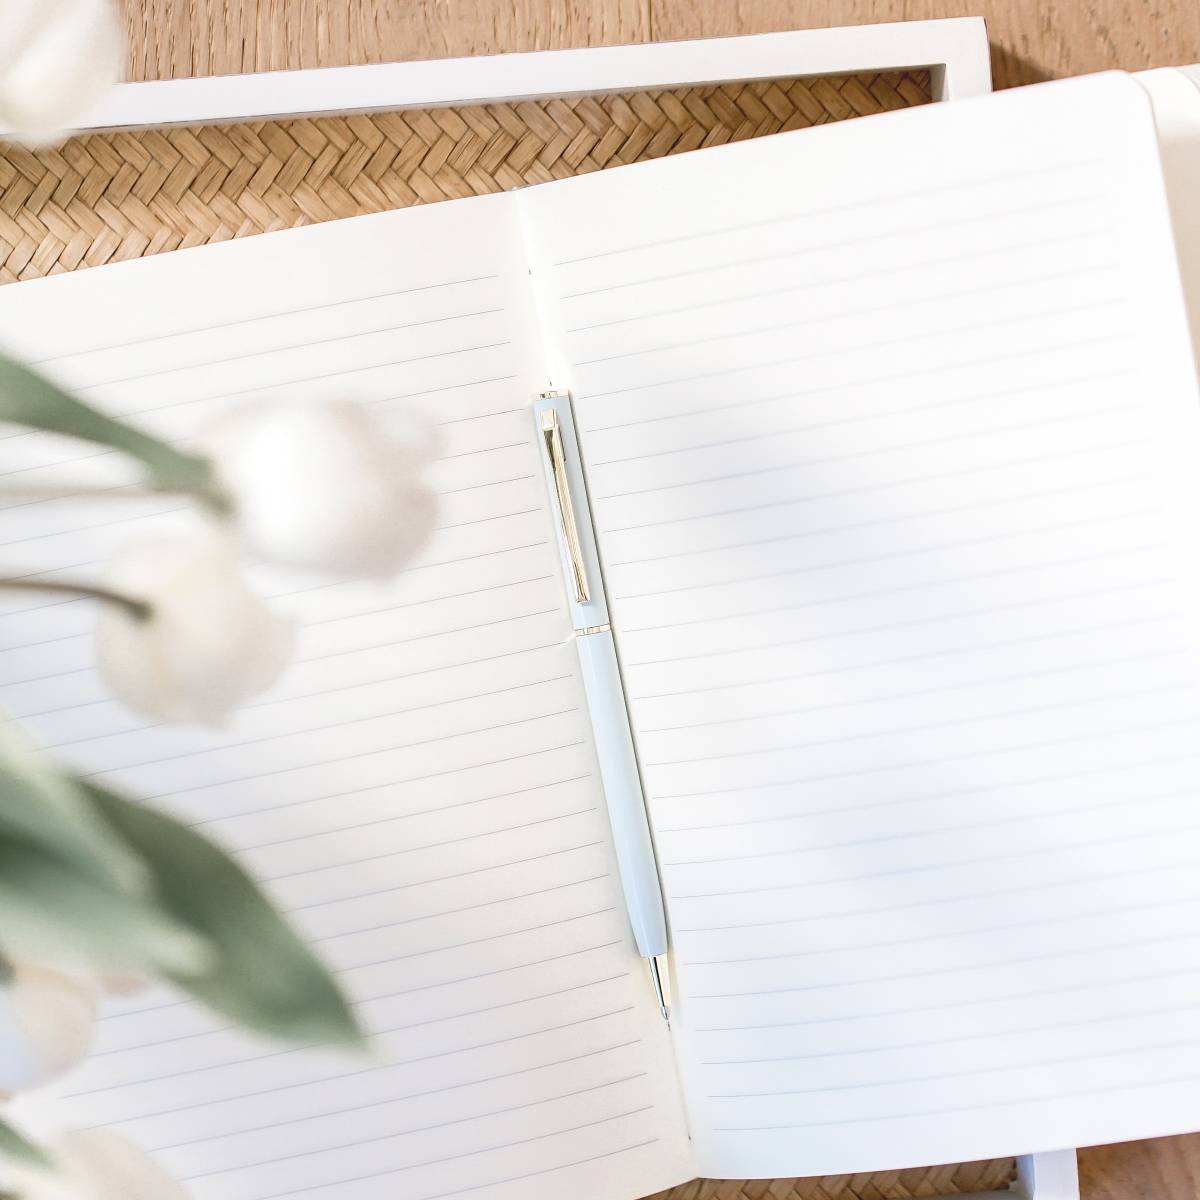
[0,68,930,283]
[0,60,1011,1200]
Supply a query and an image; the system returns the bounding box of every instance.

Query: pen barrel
[576,628,669,959]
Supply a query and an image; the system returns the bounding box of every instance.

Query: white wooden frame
[73,18,991,132]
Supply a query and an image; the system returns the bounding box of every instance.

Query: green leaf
[0,832,212,977]
[0,350,218,497]
[82,782,365,1049]
[0,1116,51,1171]
[0,720,147,892]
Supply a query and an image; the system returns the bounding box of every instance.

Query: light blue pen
[534,391,671,1024]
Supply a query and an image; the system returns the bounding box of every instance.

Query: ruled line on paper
[437,404,524,426]
[709,1071,1200,1132]
[595,406,1142,506]
[579,332,1131,434]
[400,538,548,573]
[0,503,189,550]
[263,810,601,885]
[681,883,1200,964]
[637,641,1178,733]
[0,342,516,461]
[563,226,1114,334]
[589,368,1136,473]
[576,297,1123,403]
[676,878,1200,979]
[290,581,556,634]
[551,158,1100,268]
[70,308,508,394]
[74,679,576,778]
[0,479,138,515]
[94,1034,643,1127]
[17,631,563,727]
[676,843,1194,917]
[115,987,640,1097]
[611,509,1156,606]
[0,386,523,487]
[652,715,1200,806]
[236,772,593,853]
[602,444,1152,541]
[171,1057,651,1162]
[25,274,504,365]
[558,192,1104,301]
[99,938,626,1034]
[437,506,542,531]
[7,573,552,667]
[572,263,1118,368]
[350,1003,634,1073]
[69,989,633,1098]
[92,949,626,1064]
[39,653,566,748]
[0,590,88,619]
[696,936,1200,1032]
[626,576,1166,670]
[643,682,1191,769]
[274,839,606,902]
[338,936,623,1001]
[283,860,608,919]
[708,1037,1200,1101]
[120,706,583,797]
[657,748,1200,835]
[439,440,530,463]
[379,971,627,1032]
[190,740,590,826]
[621,543,1166,637]
[155,1069,648,1159]
[373,376,520,410]
[441,472,537,497]
[251,1138,665,1200]
[633,619,1176,700]
[661,778,1198,871]
[185,1104,655,1185]
[0,458,146,492]
[691,940,1200,1027]
[77,1022,643,1133]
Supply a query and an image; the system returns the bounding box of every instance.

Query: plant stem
[0,352,229,511]
[0,578,151,620]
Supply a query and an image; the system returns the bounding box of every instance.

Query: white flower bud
[0,964,98,1092]
[198,398,438,579]
[95,530,294,726]
[7,1129,189,1200]
[0,0,124,146]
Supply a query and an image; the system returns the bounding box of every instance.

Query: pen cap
[532,392,609,631]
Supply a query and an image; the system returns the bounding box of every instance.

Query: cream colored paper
[522,72,1200,1177]
[0,198,695,1200]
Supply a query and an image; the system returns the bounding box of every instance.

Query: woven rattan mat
[0,68,932,283]
[0,59,1009,1199]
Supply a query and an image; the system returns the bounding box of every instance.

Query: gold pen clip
[541,407,590,604]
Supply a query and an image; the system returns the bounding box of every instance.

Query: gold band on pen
[540,407,590,604]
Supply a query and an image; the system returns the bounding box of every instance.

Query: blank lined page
[521,73,1200,1176]
[0,200,694,1200]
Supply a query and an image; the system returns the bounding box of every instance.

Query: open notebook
[4,67,1200,1199]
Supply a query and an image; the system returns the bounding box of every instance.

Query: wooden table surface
[118,1,1200,1196]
